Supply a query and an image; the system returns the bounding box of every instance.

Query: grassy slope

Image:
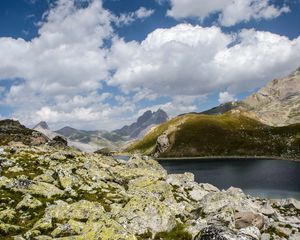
[127,112,300,158]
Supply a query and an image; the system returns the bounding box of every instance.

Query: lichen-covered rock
[115,195,177,235]
[0,146,299,239]
[16,194,43,210]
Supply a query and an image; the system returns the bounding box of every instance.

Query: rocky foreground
[0,146,300,240]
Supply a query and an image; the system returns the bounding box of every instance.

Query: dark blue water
[159,159,300,199]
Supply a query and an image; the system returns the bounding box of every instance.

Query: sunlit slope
[127,112,300,158]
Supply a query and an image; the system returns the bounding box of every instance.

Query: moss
[137,230,153,239]
[264,226,289,238]
[154,224,192,240]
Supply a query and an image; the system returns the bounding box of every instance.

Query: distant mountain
[33,121,49,130]
[31,109,168,152]
[33,121,59,140]
[114,109,168,138]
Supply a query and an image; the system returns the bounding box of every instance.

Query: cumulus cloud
[218,92,237,104]
[109,24,300,98]
[0,0,299,130]
[166,0,290,26]
[0,0,120,129]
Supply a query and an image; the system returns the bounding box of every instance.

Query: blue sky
[0,0,300,130]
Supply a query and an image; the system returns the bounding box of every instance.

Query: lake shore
[157,155,300,162]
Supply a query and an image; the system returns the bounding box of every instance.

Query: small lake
[159,158,300,200]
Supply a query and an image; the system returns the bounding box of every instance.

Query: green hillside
[127,112,300,158]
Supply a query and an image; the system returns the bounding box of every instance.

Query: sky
[0,0,300,130]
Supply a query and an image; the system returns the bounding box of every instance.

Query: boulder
[16,194,43,210]
[234,211,264,230]
[48,136,68,148]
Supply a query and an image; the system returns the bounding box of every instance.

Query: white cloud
[110,23,300,98]
[0,0,119,129]
[166,0,290,26]
[218,92,237,104]
[115,7,154,26]
[0,0,299,130]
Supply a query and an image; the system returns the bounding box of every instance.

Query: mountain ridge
[127,68,300,158]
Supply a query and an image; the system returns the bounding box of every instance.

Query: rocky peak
[0,119,24,131]
[136,110,153,125]
[243,67,300,126]
[33,121,49,130]
[0,119,49,146]
[114,109,169,138]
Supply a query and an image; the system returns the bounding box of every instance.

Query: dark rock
[194,226,227,240]
[0,119,49,146]
[49,136,68,148]
[94,148,112,156]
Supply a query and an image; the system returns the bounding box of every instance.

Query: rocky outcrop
[153,133,170,157]
[0,146,299,239]
[48,135,68,148]
[0,119,49,146]
[243,67,300,126]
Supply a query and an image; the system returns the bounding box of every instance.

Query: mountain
[0,119,50,146]
[114,109,168,138]
[127,110,300,158]
[55,127,123,149]
[33,121,59,140]
[31,109,168,152]
[243,67,300,126]
[200,67,300,126]
[128,68,300,158]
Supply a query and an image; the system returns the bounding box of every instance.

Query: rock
[114,195,177,235]
[45,200,105,222]
[275,225,293,237]
[0,146,299,239]
[0,222,22,235]
[167,172,195,187]
[48,136,68,148]
[16,194,43,210]
[289,232,300,240]
[154,133,170,157]
[194,226,228,240]
[238,226,261,240]
[189,188,209,201]
[51,219,84,237]
[24,181,64,198]
[0,208,16,222]
[235,211,264,230]
[7,165,24,173]
[261,233,271,240]
[280,198,300,210]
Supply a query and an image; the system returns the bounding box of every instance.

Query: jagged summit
[114,109,169,138]
[33,121,49,130]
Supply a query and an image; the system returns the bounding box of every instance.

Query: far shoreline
[156,155,300,162]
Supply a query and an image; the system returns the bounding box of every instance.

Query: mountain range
[32,109,169,152]
[127,67,300,158]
